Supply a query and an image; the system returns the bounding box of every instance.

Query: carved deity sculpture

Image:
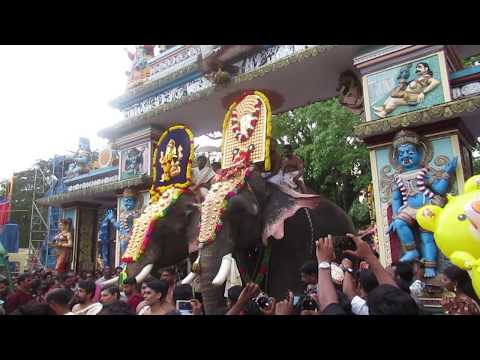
[373,62,440,118]
[159,139,183,182]
[66,137,92,178]
[337,70,364,115]
[386,130,457,277]
[125,45,155,89]
[51,219,73,273]
[124,147,144,177]
[105,188,141,261]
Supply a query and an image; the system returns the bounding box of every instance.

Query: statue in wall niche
[386,130,457,278]
[65,137,92,178]
[124,147,144,177]
[104,188,141,262]
[51,219,73,274]
[337,70,364,115]
[373,62,440,118]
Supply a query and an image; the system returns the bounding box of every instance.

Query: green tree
[272,98,371,228]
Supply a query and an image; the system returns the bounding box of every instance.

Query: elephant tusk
[181,272,198,285]
[212,253,232,286]
[135,264,154,284]
[100,276,119,288]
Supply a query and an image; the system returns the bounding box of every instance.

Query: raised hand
[275,291,294,315]
[237,283,260,305]
[344,233,374,260]
[315,235,335,263]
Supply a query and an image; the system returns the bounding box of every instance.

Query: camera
[300,295,318,312]
[254,292,273,309]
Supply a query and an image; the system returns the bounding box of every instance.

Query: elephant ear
[262,184,321,245]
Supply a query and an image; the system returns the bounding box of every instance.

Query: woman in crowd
[441,265,480,315]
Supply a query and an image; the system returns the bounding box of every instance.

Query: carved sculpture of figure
[66,137,92,178]
[99,213,111,267]
[105,188,141,261]
[159,139,183,182]
[337,70,364,115]
[125,45,155,89]
[387,130,457,277]
[51,219,73,274]
[373,62,440,118]
[124,147,144,177]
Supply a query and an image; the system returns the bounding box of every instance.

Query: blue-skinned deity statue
[66,137,92,178]
[104,188,141,263]
[387,130,457,278]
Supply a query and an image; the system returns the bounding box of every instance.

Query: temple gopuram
[37,45,480,280]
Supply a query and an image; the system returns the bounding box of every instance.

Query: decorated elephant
[101,191,200,287]
[191,170,355,315]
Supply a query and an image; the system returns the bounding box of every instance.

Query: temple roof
[36,175,151,207]
[99,45,366,139]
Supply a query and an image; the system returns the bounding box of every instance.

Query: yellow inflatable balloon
[416,175,480,298]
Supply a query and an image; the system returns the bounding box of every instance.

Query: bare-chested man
[267,144,306,193]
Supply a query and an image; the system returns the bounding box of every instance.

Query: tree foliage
[272,98,371,228]
[9,160,52,248]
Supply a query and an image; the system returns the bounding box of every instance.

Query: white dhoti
[266,171,303,190]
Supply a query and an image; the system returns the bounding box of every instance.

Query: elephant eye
[458,214,467,221]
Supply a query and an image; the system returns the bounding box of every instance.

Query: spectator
[11,302,56,315]
[341,257,378,315]
[367,285,419,315]
[343,233,419,315]
[60,273,77,297]
[160,267,177,305]
[0,276,10,303]
[5,273,34,314]
[85,272,95,281]
[300,260,318,293]
[114,267,123,276]
[123,277,143,313]
[100,286,121,304]
[96,266,112,285]
[139,279,175,315]
[441,265,480,315]
[98,300,134,315]
[72,280,102,315]
[135,278,153,314]
[46,288,75,315]
[314,235,346,315]
[227,283,275,315]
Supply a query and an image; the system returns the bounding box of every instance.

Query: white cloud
[0,45,132,179]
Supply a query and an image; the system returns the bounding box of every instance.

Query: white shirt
[351,296,369,315]
[73,302,103,315]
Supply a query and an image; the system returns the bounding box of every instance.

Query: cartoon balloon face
[416,175,480,260]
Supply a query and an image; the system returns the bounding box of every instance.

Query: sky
[0,45,133,179]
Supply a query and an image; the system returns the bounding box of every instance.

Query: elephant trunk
[199,243,230,315]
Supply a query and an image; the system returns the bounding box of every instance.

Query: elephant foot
[400,249,420,263]
[424,268,436,278]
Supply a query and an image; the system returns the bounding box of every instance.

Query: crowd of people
[0,233,479,315]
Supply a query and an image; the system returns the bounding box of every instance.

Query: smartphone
[293,296,301,306]
[176,300,193,315]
